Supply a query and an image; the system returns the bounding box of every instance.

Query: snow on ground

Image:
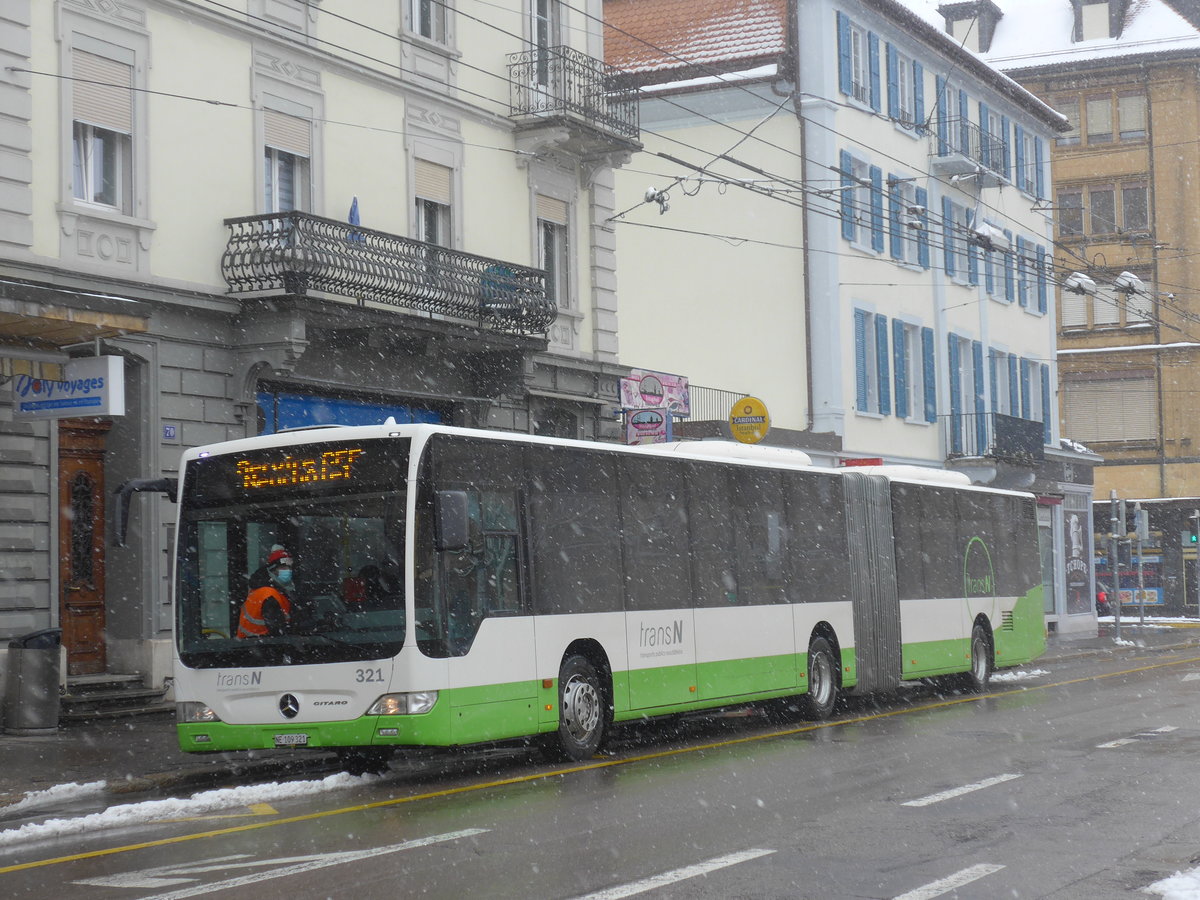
[1146,868,1200,899]
[0,771,375,848]
[991,668,1048,683]
[0,780,106,817]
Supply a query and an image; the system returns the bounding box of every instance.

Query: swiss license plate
[274,733,308,747]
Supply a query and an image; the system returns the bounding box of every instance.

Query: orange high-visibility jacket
[236,586,292,638]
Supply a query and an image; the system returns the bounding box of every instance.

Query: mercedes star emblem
[279,693,300,719]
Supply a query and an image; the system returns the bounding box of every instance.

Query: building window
[1058,181,1149,239]
[414,159,453,246]
[1118,92,1148,141]
[1061,90,1147,147]
[893,321,935,422]
[532,0,562,86]
[837,13,879,110]
[71,51,133,213]
[263,109,312,213]
[1062,373,1157,443]
[1086,94,1113,143]
[1018,130,1037,195]
[854,309,890,415]
[1057,98,1081,146]
[537,194,570,309]
[840,152,884,252]
[412,0,447,42]
[886,44,916,127]
[1060,267,1154,330]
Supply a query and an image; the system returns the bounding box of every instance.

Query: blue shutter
[972,341,986,450]
[967,235,980,285]
[1015,124,1026,191]
[948,334,962,454]
[1034,136,1046,199]
[868,32,881,112]
[1003,229,1014,301]
[870,166,885,252]
[1036,244,1048,313]
[942,196,955,275]
[984,246,994,294]
[1020,358,1032,419]
[1008,354,1019,413]
[958,90,970,153]
[935,75,948,154]
[1041,365,1052,444]
[913,61,925,131]
[1000,114,1011,179]
[886,43,899,120]
[893,318,908,419]
[889,173,904,259]
[840,149,855,241]
[1016,236,1028,307]
[854,310,869,411]
[837,12,852,97]
[922,326,937,422]
[979,102,991,168]
[915,187,930,268]
[988,350,999,413]
[876,314,891,415]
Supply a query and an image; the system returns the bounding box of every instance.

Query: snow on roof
[893,0,1200,70]
[604,0,788,74]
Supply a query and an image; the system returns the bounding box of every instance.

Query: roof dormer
[1071,0,1131,42]
[937,1,1004,53]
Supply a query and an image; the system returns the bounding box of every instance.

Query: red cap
[267,548,293,568]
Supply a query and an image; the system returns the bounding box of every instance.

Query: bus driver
[237,547,295,638]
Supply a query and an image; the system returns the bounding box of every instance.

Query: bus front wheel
[801,636,839,720]
[550,654,607,761]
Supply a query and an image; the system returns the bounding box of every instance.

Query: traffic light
[1190,511,1200,544]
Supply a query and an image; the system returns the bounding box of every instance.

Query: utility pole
[1134,503,1148,627]
[1110,490,1121,643]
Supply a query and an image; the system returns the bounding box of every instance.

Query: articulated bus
[168,423,1045,772]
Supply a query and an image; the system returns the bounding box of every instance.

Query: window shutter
[967,240,979,285]
[537,194,568,225]
[893,319,908,419]
[1063,375,1155,443]
[1034,136,1045,198]
[958,90,970,153]
[935,75,948,154]
[1041,366,1052,444]
[1000,115,1011,178]
[854,310,869,412]
[868,32,881,112]
[840,150,855,241]
[1036,245,1048,313]
[1014,124,1026,190]
[1016,236,1028,307]
[1061,288,1086,327]
[888,174,904,259]
[414,159,452,204]
[870,166,885,252]
[922,326,936,423]
[73,50,133,134]
[1020,359,1032,419]
[984,247,994,294]
[837,12,853,97]
[948,335,962,453]
[1008,354,1019,413]
[913,61,924,131]
[264,109,311,157]
[1003,230,1014,301]
[876,315,891,415]
[886,44,899,120]
[915,187,930,269]
[942,196,955,275]
[979,102,991,167]
[988,349,999,412]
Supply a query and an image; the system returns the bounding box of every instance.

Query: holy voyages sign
[10,355,125,420]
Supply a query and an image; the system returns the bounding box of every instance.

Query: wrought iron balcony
[931,117,1007,185]
[221,211,556,336]
[945,412,1046,463]
[508,45,639,142]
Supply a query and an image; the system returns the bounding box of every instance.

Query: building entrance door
[58,418,112,676]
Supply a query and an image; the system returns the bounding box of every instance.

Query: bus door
[843,472,901,693]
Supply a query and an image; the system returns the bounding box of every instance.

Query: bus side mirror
[435,490,469,552]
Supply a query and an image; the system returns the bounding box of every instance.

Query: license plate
[274,733,308,747]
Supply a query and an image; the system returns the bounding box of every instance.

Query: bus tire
[801,636,839,720]
[550,654,607,761]
[960,623,993,693]
[337,748,392,776]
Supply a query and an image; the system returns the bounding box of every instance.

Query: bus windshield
[175,438,409,668]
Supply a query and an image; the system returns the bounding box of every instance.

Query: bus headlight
[367,692,438,715]
[177,702,221,723]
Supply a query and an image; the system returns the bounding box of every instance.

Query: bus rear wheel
[549,654,607,761]
[801,636,839,720]
[960,624,993,693]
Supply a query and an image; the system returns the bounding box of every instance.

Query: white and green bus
[168,423,1045,772]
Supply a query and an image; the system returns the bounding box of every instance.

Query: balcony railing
[508,45,639,140]
[932,117,1007,180]
[221,211,556,336]
[682,386,750,422]
[945,412,1046,463]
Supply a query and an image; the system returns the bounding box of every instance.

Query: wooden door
[58,418,112,676]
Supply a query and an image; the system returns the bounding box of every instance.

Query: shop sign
[729,396,770,444]
[10,355,125,420]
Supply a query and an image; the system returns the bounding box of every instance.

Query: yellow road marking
[3,652,1199,876]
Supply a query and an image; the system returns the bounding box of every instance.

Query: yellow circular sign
[729,396,770,444]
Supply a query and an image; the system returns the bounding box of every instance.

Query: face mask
[274,568,293,586]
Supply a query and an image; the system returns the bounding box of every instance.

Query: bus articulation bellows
[167,424,1045,772]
